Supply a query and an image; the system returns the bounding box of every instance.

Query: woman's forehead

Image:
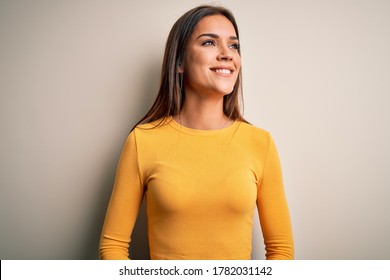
[191,15,237,39]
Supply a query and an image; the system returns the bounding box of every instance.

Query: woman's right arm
[99,131,145,260]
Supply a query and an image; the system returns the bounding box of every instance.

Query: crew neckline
[168,116,239,136]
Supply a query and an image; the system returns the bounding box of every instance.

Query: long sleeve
[257,135,294,260]
[99,131,144,259]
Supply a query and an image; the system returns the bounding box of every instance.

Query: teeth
[214,68,231,74]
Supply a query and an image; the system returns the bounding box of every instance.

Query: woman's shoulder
[131,117,173,135]
[237,120,271,139]
[134,116,169,128]
[236,121,279,153]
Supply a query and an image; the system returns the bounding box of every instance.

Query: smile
[210,68,233,74]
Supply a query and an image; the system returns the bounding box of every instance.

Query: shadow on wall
[130,200,150,259]
[82,161,120,260]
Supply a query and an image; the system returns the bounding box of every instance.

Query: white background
[1,0,389,259]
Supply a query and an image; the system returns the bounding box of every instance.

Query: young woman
[99,5,294,260]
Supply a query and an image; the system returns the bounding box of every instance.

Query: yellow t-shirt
[100,117,294,260]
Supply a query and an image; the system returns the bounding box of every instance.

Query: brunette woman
[100,5,294,260]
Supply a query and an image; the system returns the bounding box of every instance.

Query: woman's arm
[99,131,145,260]
[257,134,294,260]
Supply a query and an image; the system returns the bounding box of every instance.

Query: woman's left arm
[257,134,294,260]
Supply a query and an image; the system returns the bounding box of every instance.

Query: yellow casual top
[99,117,294,260]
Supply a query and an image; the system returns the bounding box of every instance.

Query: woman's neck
[175,93,233,130]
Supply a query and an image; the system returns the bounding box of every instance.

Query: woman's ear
[177,62,184,73]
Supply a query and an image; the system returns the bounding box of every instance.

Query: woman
[99,5,294,260]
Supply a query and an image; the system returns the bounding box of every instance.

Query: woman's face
[181,15,241,97]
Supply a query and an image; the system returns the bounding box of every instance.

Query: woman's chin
[210,84,234,96]
[218,87,235,96]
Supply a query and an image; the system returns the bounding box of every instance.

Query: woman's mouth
[210,68,233,74]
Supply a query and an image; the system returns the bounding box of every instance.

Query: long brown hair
[133,5,245,129]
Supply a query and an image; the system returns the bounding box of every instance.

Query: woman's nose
[217,45,233,61]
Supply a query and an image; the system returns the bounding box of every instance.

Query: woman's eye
[230,43,240,50]
[202,40,215,46]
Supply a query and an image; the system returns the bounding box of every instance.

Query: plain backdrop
[1,0,389,259]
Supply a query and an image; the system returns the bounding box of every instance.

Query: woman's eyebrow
[196,33,239,40]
